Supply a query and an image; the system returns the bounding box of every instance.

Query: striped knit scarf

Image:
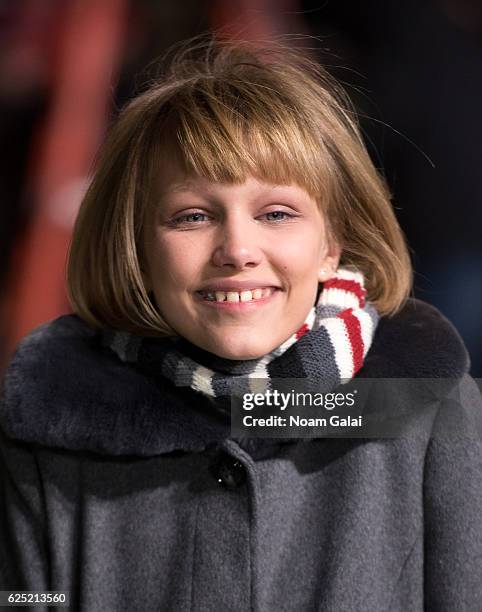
[104,268,379,406]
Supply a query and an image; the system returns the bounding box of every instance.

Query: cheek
[148,234,204,288]
[276,232,325,273]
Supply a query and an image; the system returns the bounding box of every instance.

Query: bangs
[151,76,331,201]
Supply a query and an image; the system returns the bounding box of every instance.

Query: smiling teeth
[202,288,273,302]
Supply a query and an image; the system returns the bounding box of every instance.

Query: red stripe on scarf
[338,309,364,373]
[323,278,366,307]
[295,323,309,339]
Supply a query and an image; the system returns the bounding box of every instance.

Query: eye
[262,210,295,222]
[171,212,209,225]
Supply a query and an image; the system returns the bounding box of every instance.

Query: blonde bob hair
[67,36,412,336]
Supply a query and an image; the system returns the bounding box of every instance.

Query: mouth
[194,287,280,309]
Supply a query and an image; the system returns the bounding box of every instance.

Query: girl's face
[142,162,340,359]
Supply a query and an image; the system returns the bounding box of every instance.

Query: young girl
[1,37,481,611]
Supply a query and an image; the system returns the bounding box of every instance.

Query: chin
[209,338,274,361]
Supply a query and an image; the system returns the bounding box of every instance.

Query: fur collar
[0,299,469,457]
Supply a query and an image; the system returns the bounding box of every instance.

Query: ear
[318,242,342,283]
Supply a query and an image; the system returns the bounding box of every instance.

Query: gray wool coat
[1,299,481,612]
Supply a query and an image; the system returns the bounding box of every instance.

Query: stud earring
[319,267,328,282]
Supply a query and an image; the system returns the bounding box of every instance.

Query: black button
[211,456,246,489]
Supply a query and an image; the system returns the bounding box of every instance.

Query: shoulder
[3,314,99,372]
[0,315,138,445]
[0,315,227,455]
[360,298,470,378]
[0,314,134,407]
[0,315,154,450]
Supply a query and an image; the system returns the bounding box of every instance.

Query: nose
[210,215,263,269]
